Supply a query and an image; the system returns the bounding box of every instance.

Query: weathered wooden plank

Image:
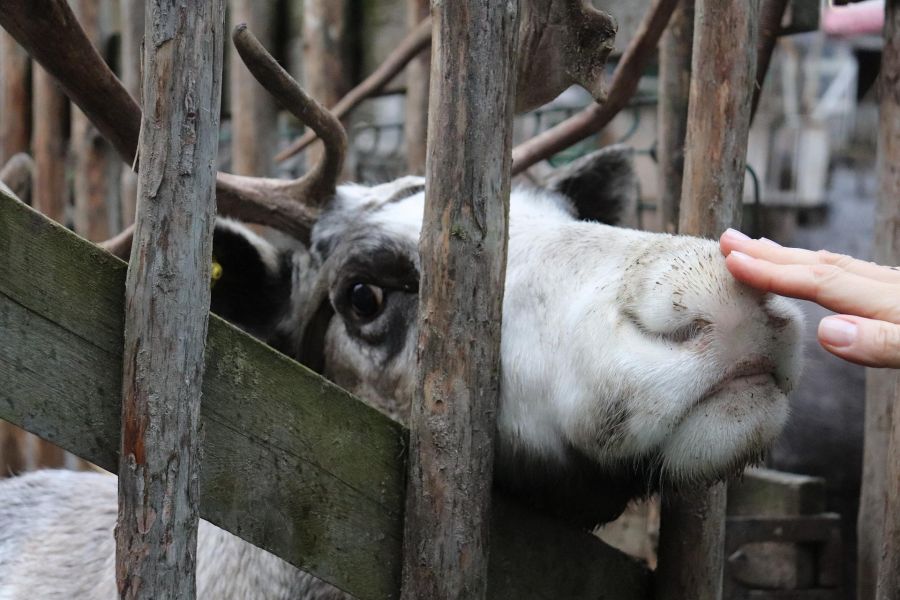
[0,189,651,599]
[0,189,404,600]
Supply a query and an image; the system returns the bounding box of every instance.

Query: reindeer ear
[546,145,639,226]
[210,220,293,341]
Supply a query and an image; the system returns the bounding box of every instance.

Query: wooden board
[0,189,650,600]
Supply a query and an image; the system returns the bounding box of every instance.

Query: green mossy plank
[0,190,650,599]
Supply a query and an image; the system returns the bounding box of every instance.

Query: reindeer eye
[349,283,384,319]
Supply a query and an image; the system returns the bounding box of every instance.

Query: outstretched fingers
[818,315,900,368]
[720,228,900,284]
[724,250,900,323]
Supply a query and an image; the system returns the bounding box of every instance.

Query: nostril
[766,311,792,330]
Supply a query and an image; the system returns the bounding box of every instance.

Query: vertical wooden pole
[71,0,121,241]
[677,0,760,236]
[0,28,30,478]
[114,2,224,598]
[751,0,789,122]
[399,2,519,599]
[229,0,277,176]
[656,2,760,600]
[868,3,900,599]
[656,0,694,234]
[119,0,143,226]
[0,28,30,165]
[302,0,351,169]
[32,65,69,224]
[404,0,429,175]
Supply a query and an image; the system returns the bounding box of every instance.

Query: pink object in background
[822,0,885,36]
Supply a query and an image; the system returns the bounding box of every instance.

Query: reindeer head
[212,147,803,526]
[5,6,803,527]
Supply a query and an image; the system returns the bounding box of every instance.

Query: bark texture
[678,0,760,237]
[657,2,759,599]
[655,484,728,600]
[868,4,900,599]
[115,2,224,598]
[400,1,519,599]
[656,0,694,233]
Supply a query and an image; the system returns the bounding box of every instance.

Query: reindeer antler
[0,1,347,250]
[275,16,433,163]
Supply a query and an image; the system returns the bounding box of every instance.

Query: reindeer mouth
[698,358,780,405]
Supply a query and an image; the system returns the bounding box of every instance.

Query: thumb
[818,315,900,368]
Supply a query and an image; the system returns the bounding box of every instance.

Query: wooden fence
[0,186,650,599]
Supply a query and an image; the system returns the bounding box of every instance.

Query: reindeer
[0,3,804,599]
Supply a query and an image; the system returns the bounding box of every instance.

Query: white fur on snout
[497,210,804,486]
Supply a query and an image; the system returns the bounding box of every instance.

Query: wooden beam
[656,0,694,234]
[657,2,760,599]
[400,2,518,599]
[871,3,900,599]
[0,189,650,600]
[114,3,224,598]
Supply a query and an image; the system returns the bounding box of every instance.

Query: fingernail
[819,317,858,347]
[759,237,782,247]
[728,250,754,263]
[724,228,751,241]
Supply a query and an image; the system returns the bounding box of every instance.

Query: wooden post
[399,2,519,600]
[677,0,760,236]
[656,2,760,600]
[71,0,121,241]
[656,0,694,233]
[114,2,224,598]
[302,0,352,170]
[32,65,69,224]
[229,0,277,176]
[0,29,30,166]
[404,0,429,175]
[119,0,143,226]
[0,28,30,477]
[866,3,900,599]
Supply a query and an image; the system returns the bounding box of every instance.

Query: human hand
[720,228,900,368]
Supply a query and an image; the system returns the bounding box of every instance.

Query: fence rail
[0,187,650,600]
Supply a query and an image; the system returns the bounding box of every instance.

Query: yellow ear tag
[211,259,223,288]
